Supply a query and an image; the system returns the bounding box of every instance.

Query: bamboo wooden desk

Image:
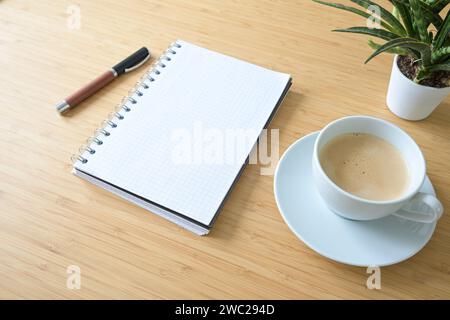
[1,0,449,299]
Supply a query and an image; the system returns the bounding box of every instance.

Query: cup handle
[393,192,444,223]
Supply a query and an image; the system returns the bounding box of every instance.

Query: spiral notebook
[72,40,292,235]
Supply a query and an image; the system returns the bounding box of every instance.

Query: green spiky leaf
[427,63,450,72]
[365,38,431,66]
[391,0,416,37]
[391,0,443,29]
[431,0,450,13]
[333,27,400,40]
[434,10,450,49]
[409,0,431,42]
[432,46,450,63]
[419,1,444,29]
[351,0,407,35]
[311,0,397,32]
[368,39,409,55]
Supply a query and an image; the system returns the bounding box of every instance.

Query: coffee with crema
[319,133,409,201]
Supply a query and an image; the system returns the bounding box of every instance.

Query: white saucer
[274,132,437,267]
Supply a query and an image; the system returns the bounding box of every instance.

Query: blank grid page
[75,40,291,225]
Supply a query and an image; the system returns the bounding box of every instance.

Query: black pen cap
[112,47,151,76]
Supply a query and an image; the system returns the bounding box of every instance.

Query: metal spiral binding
[71,41,183,165]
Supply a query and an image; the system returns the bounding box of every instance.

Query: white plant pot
[386,55,450,121]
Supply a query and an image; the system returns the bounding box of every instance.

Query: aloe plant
[313,0,450,84]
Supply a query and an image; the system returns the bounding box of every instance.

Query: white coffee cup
[312,115,443,223]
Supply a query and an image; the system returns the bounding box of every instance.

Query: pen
[55,47,151,114]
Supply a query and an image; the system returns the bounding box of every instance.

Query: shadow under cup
[312,116,426,221]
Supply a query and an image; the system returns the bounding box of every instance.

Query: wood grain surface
[1,0,449,299]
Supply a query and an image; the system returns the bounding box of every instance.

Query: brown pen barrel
[66,70,116,107]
